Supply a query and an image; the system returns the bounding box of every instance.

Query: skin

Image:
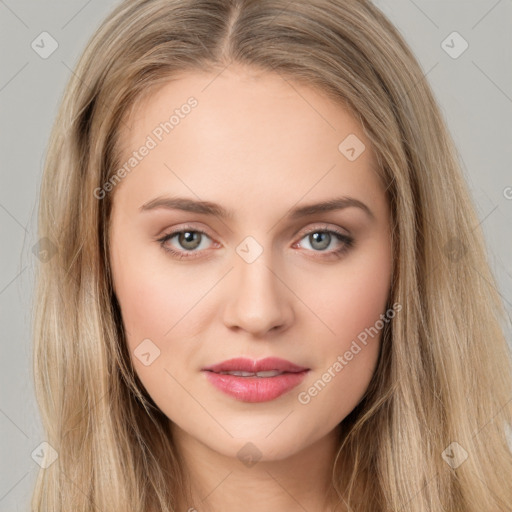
[109,64,393,512]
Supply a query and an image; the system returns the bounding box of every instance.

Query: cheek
[296,284,390,429]
[305,244,391,347]
[111,236,206,343]
[110,249,215,389]
[111,261,198,412]
[115,268,180,341]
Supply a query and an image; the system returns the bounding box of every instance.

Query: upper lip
[202,357,309,373]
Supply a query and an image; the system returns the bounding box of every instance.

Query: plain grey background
[1,0,511,510]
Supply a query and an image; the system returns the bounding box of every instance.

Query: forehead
[113,65,386,219]
[122,65,366,155]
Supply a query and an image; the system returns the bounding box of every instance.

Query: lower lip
[203,370,309,403]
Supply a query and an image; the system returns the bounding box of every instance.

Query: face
[109,64,393,462]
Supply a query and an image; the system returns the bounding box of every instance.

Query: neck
[171,422,343,512]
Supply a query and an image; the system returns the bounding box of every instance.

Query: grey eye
[177,231,203,250]
[308,232,332,251]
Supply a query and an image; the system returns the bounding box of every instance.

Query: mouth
[201,357,310,403]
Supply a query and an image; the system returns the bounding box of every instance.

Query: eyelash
[156,224,354,261]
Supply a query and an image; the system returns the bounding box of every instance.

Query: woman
[32,0,512,510]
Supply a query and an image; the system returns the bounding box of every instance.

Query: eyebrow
[139,195,375,221]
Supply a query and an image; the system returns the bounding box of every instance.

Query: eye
[294,226,354,259]
[157,226,215,260]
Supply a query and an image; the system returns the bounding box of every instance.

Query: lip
[202,357,310,403]
[202,357,308,373]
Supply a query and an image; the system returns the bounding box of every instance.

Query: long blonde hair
[32,0,512,510]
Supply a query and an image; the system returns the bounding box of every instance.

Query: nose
[222,249,294,337]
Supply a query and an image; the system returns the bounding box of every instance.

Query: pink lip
[202,357,308,373]
[202,357,309,403]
